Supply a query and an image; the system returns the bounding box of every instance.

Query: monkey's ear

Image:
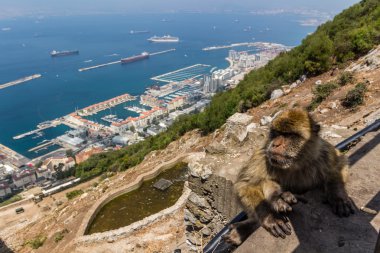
[312,123,321,133]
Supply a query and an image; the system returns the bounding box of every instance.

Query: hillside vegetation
[76,0,380,179]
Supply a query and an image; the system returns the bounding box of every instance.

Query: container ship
[147,35,179,43]
[121,52,150,64]
[50,50,79,57]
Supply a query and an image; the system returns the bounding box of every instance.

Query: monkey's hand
[270,191,297,213]
[328,192,355,217]
[261,213,292,239]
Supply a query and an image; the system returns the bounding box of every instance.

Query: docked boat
[121,52,150,64]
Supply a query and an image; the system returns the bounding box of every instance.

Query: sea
[0,13,316,159]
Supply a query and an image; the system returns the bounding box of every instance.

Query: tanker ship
[50,50,79,57]
[121,52,150,64]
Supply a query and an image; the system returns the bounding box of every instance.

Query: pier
[0,74,42,90]
[28,141,55,152]
[151,64,211,83]
[77,93,136,116]
[78,49,176,72]
[13,120,61,140]
[149,48,176,56]
[0,143,30,167]
[202,43,251,51]
[78,60,120,72]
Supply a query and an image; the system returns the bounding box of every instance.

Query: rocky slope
[1,46,380,253]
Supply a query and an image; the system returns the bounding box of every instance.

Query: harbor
[0,74,42,90]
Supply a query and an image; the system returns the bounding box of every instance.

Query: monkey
[224,108,355,245]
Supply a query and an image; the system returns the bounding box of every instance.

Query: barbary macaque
[225,109,354,245]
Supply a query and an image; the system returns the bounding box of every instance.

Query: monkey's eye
[270,130,280,138]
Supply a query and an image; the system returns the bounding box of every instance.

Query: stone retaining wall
[76,155,188,240]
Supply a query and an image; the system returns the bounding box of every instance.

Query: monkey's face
[266,130,308,170]
[266,109,320,170]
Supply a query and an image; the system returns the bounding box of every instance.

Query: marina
[151,64,211,83]
[0,74,42,90]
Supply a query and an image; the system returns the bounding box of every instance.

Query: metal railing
[203,119,380,253]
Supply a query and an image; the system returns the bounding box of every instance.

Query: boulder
[270,89,284,100]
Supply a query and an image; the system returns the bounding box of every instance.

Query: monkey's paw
[262,213,292,239]
[271,196,293,213]
[223,225,243,246]
[281,191,298,204]
[329,195,355,217]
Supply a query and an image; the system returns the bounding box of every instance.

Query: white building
[12,169,37,188]
[41,156,75,172]
[0,182,12,198]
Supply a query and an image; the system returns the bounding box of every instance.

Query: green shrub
[66,189,84,200]
[338,72,355,86]
[25,235,46,249]
[308,82,339,110]
[341,83,367,108]
[54,229,69,243]
[0,194,22,207]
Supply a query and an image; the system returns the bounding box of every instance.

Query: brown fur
[225,109,354,245]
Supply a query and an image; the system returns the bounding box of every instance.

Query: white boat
[148,35,179,43]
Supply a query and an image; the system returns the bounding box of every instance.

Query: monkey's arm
[262,181,297,212]
[324,150,355,217]
[235,180,292,239]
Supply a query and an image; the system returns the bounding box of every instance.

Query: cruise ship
[147,35,179,43]
[50,50,79,57]
[121,52,150,64]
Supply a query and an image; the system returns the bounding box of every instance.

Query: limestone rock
[223,113,254,143]
[260,116,273,126]
[315,80,322,85]
[290,82,299,89]
[188,160,212,180]
[188,193,210,210]
[270,89,284,100]
[184,208,197,224]
[201,227,212,236]
[246,123,258,133]
[328,102,337,109]
[319,108,329,114]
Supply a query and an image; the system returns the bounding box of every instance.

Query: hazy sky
[0,0,360,19]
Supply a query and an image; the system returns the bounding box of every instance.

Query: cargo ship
[147,35,179,43]
[50,50,79,57]
[130,30,149,34]
[121,52,150,64]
